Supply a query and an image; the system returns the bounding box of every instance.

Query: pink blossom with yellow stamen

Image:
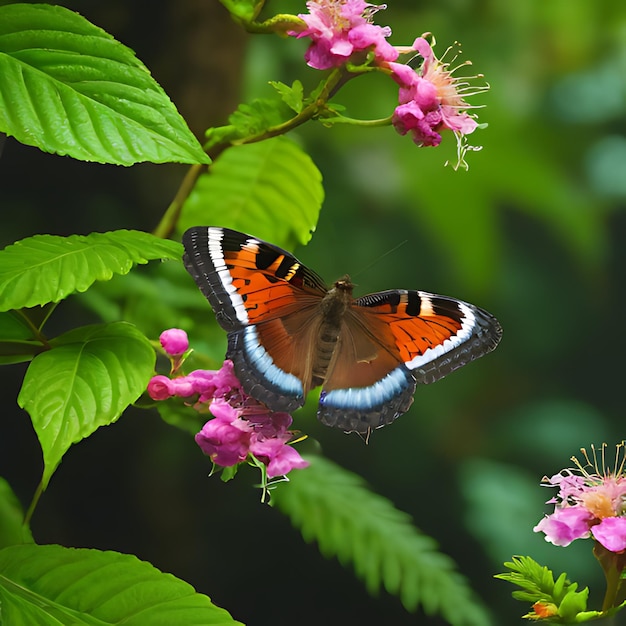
[534,443,626,553]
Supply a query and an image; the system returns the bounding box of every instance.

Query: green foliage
[0,3,210,165]
[18,322,155,490]
[0,478,33,549]
[154,399,206,436]
[206,98,295,148]
[272,456,491,626]
[270,80,305,113]
[180,137,323,248]
[496,556,602,622]
[0,230,182,312]
[218,0,260,23]
[0,309,52,364]
[0,543,244,625]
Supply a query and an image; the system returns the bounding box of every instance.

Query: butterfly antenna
[351,240,408,280]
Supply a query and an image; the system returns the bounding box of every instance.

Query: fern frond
[272,455,491,626]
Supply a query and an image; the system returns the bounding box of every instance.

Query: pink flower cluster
[534,445,626,553]
[287,1,485,167]
[148,330,309,480]
[388,37,478,149]
[289,0,398,70]
[196,395,309,478]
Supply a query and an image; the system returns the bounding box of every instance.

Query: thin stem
[231,67,352,147]
[15,308,52,347]
[152,163,206,239]
[24,479,45,527]
[152,65,363,238]
[602,564,620,612]
[243,13,305,34]
[595,541,626,612]
[320,114,393,127]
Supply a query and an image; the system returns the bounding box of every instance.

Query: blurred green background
[1,0,626,624]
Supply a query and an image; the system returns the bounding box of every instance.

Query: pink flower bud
[159,328,189,356]
[147,375,174,401]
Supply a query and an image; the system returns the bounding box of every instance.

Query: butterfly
[182,226,502,434]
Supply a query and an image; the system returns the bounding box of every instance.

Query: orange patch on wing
[390,316,462,363]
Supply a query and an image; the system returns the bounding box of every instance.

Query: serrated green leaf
[0,230,182,312]
[0,543,243,625]
[272,456,490,626]
[0,478,33,548]
[17,322,155,490]
[181,137,323,249]
[558,586,589,620]
[205,98,294,149]
[269,80,304,113]
[0,3,210,165]
[497,556,555,603]
[229,99,292,135]
[497,555,592,621]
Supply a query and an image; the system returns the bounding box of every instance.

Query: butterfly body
[183,226,502,434]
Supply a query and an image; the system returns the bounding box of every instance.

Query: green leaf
[272,456,490,626]
[155,400,205,436]
[0,478,33,548]
[205,98,294,149]
[229,99,292,135]
[269,80,304,113]
[75,261,227,362]
[17,322,155,490]
[558,586,589,621]
[181,137,323,249]
[0,4,210,165]
[0,230,182,312]
[496,556,590,621]
[0,543,243,625]
[0,310,44,364]
[218,0,260,22]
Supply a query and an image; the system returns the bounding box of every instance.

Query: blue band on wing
[242,327,304,396]
[318,366,416,433]
[226,326,305,413]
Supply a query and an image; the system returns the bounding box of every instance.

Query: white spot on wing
[405,299,476,370]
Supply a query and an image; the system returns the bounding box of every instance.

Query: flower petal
[534,506,594,547]
[591,517,626,553]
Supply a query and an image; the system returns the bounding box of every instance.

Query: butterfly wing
[182,226,328,411]
[183,227,502,434]
[318,289,502,433]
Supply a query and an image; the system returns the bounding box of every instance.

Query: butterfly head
[333,275,354,293]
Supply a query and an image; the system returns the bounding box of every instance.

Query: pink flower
[289,0,398,70]
[591,517,626,553]
[159,328,189,356]
[186,360,243,402]
[167,376,198,397]
[196,392,309,478]
[147,375,174,400]
[387,35,487,168]
[250,437,310,478]
[533,506,594,547]
[534,443,626,553]
[195,401,252,466]
[148,333,309,481]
